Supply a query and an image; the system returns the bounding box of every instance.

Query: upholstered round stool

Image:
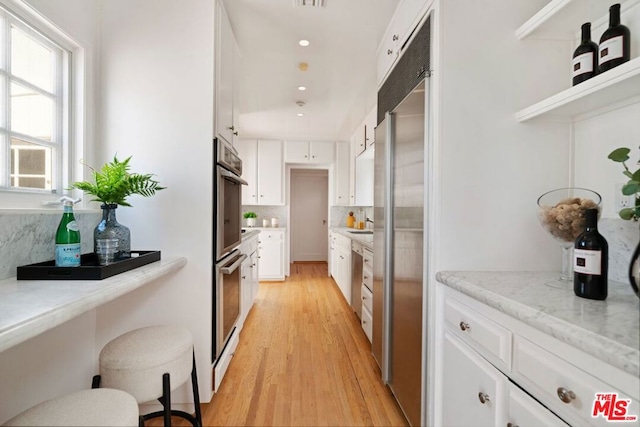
[93,325,202,427]
[3,388,139,427]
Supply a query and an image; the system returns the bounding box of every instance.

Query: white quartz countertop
[0,256,187,354]
[436,271,640,377]
[331,227,373,249]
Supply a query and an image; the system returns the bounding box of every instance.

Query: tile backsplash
[0,210,101,280]
[242,205,288,228]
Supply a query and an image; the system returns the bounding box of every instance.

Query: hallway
[200,262,408,426]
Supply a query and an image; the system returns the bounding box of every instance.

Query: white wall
[0,1,101,422]
[433,0,572,272]
[95,0,215,401]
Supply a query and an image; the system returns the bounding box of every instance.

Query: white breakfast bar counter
[436,271,640,377]
[0,257,187,353]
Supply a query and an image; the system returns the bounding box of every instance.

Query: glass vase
[94,204,131,259]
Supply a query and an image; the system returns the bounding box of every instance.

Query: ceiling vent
[293,0,325,7]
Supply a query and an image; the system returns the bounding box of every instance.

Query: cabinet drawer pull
[459,321,470,331]
[478,392,490,404]
[387,49,393,55]
[557,387,576,404]
[507,423,519,427]
[363,275,368,280]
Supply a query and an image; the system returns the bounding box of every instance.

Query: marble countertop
[331,227,373,249]
[436,271,639,377]
[0,257,187,354]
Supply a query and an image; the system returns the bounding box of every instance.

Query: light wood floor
[179,262,407,426]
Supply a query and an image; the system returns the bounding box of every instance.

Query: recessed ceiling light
[298,86,306,91]
[297,113,304,117]
[299,39,310,47]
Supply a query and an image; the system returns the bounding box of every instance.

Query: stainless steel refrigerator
[371,13,430,426]
[373,78,427,427]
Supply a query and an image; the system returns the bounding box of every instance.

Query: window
[0,4,70,194]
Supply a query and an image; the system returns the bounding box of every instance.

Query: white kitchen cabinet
[334,142,353,206]
[239,233,259,330]
[215,0,238,146]
[364,106,377,148]
[333,232,352,304]
[235,139,284,205]
[361,283,373,342]
[351,124,366,157]
[285,140,335,164]
[437,283,640,427]
[258,229,285,281]
[376,0,429,86]
[508,377,569,427]
[329,231,338,278]
[442,330,508,427]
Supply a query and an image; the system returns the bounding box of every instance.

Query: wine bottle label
[55,243,81,267]
[66,220,79,232]
[572,52,594,77]
[599,36,624,65]
[574,248,602,275]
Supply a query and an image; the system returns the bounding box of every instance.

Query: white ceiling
[223,0,399,142]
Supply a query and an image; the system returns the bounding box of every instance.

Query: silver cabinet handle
[459,321,470,331]
[392,34,398,41]
[557,387,576,404]
[364,275,368,280]
[387,49,393,55]
[478,392,490,404]
[227,125,235,131]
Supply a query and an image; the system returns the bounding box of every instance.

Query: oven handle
[219,168,248,186]
[220,253,247,274]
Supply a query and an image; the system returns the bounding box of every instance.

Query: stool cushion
[99,325,193,403]
[3,388,139,427]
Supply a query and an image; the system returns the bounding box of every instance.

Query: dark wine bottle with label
[598,3,630,73]
[574,208,608,300]
[572,23,598,85]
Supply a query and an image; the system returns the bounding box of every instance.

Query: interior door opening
[290,169,328,262]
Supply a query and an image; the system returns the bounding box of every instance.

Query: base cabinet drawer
[513,336,640,427]
[508,381,569,427]
[361,306,372,343]
[444,295,512,371]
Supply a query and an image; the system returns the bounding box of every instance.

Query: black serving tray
[17,251,161,280]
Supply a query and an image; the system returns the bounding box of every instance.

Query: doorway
[290,169,328,262]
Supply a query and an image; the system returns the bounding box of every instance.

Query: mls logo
[592,393,638,422]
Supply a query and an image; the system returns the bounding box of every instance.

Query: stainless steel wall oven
[213,138,247,363]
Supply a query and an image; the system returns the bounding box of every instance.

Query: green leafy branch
[608,147,640,221]
[70,156,166,207]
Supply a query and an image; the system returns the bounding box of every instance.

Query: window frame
[0,0,84,209]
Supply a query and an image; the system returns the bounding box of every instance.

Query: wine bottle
[572,23,598,86]
[55,198,81,267]
[598,3,631,73]
[574,208,608,300]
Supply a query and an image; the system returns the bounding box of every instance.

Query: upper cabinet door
[257,140,284,205]
[235,139,258,205]
[309,141,335,163]
[285,140,310,163]
[215,1,236,145]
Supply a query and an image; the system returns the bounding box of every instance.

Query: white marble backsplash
[0,211,101,280]
[241,205,288,228]
[331,206,373,228]
[600,218,638,284]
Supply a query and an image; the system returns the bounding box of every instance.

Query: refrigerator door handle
[381,111,395,383]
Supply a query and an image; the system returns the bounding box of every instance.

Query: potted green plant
[243,211,257,227]
[608,146,639,297]
[70,155,166,258]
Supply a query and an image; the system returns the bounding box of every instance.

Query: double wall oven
[213,138,247,363]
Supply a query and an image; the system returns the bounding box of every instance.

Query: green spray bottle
[55,196,81,267]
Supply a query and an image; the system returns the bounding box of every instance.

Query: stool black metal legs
[93,350,202,427]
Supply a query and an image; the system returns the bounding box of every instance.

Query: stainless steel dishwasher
[351,241,363,319]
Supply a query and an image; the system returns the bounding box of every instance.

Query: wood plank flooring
[188,262,408,426]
